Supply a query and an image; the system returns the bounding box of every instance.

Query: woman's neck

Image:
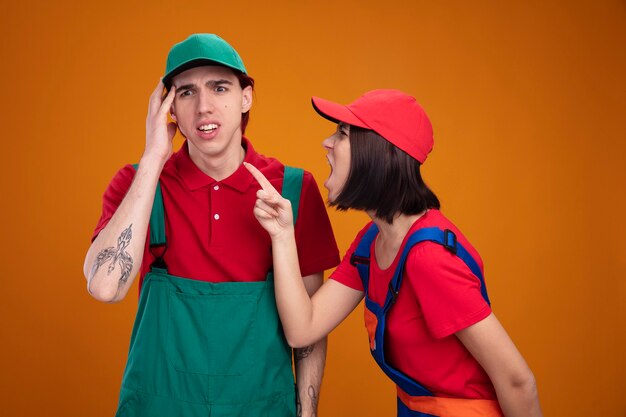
[368,211,428,269]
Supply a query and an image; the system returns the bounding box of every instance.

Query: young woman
[244,89,542,417]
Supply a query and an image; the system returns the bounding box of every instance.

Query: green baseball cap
[163,34,247,87]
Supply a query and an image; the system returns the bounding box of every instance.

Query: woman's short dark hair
[330,126,440,223]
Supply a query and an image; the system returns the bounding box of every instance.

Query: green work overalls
[114,166,304,417]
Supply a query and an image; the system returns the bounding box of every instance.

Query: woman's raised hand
[244,162,294,239]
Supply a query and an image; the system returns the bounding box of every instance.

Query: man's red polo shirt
[92,139,340,288]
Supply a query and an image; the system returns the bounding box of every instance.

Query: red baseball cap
[311,89,434,163]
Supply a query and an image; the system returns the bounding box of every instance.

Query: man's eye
[215,86,227,93]
[179,90,192,97]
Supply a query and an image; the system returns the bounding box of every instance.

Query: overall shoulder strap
[384,227,491,312]
[132,164,167,247]
[282,166,304,225]
[350,223,379,294]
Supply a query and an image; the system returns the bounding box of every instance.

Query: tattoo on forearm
[296,390,302,417]
[308,385,318,417]
[89,224,134,291]
[295,385,317,417]
[295,345,314,362]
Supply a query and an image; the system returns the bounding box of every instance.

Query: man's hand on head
[143,79,177,165]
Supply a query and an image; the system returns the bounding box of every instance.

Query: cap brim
[311,97,370,129]
[163,58,245,88]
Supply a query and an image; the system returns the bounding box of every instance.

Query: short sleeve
[328,223,373,291]
[91,164,136,242]
[406,244,491,339]
[293,171,340,276]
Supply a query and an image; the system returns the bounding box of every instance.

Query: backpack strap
[281,166,304,225]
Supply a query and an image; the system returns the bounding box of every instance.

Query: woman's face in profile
[322,123,351,202]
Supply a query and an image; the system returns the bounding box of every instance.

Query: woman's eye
[337,124,349,136]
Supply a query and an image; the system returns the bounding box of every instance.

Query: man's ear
[170,107,177,121]
[241,86,253,113]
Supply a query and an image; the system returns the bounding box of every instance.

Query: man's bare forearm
[83,156,166,302]
[294,337,327,417]
[84,81,176,303]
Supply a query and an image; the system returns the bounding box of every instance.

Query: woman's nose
[322,135,334,150]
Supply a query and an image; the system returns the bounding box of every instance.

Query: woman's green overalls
[114,166,304,417]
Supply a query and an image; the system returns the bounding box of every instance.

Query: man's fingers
[148,79,165,116]
[243,162,279,195]
[159,86,176,115]
[150,79,165,100]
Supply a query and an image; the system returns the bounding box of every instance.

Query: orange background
[1,1,625,416]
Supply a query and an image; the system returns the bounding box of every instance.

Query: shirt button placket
[210,183,221,245]
[213,185,220,220]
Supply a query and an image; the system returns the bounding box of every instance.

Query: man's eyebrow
[173,79,233,91]
[206,79,233,87]
[174,83,196,91]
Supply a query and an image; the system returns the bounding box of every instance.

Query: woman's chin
[325,187,336,203]
[325,179,344,203]
[328,189,342,204]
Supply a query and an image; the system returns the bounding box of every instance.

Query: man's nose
[197,90,215,114]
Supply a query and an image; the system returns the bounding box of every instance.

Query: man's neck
[188,140,246,181]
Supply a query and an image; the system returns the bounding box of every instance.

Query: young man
[83,34,340,417]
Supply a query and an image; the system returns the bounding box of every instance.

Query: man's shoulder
[251,153,284,179]
[158,152,180,180]
[243,138,280,179]
[247,145,303,181]
[245,138,320,192]
[105,163,137,191]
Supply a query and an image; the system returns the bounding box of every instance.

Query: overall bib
[114,166,304,417]
[351,224,503,417]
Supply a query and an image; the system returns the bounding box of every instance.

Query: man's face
[170,65,252,160]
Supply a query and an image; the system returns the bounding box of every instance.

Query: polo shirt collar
[174,138,258,193]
